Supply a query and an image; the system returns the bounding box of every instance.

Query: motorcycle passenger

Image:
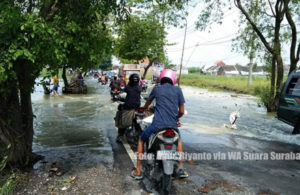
[101,73,107,84]
[119,75,126,88]
[116,73,142,142]
[139,76,147,90]
[110,76,120,94]
[131,69,188,180]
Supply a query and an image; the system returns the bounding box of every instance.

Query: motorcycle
[111,88,120,102]
[140,81,148,92]
[123,107,146,146]
[120,82,125,92]
[140,116,182,195]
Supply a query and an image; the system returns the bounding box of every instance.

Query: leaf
[13,50,23,60]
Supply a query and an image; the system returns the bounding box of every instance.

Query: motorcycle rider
[101,73,107,84]
[110,76,121,96]
[131,69,188,180]
[139,76,147,91]
[119,75,126,91]
[116,73,142,142]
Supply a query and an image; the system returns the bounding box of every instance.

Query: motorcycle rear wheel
[161,173,172,195]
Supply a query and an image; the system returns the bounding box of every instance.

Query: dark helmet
[129,73,140,85]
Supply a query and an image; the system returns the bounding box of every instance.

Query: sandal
[177,168,189,178]
[131,170,143,180]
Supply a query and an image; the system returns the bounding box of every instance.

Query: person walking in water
[52,74,59,95]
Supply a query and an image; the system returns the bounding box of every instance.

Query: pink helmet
[159,69,177,85]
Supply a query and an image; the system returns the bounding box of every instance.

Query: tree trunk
[0,59,42,168]
[62,65,69,87]
[270,55,276,97]
[143,58,153,78]
[275,55,284,97]
[0,78,23,165]
[248,62,253,86]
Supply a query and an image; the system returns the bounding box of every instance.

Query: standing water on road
[31,81,299,171]
[180,86,300,146]
[32,78,117,172]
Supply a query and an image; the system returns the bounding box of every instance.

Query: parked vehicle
[278,70,300,134]
[62,85,87,94]
[42,81,51,94]
[141,116,182,194]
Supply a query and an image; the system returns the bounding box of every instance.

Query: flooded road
[32,78,117,171]
[30,79,300,194]
[180,86,299,146]
[175,87,300,194]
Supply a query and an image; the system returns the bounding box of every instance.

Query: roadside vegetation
[180,73,278,108]
[180,73,269,95]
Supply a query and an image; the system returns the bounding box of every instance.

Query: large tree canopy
[0,0,189,168]
[115,15,166,77]
[0,0,129,168]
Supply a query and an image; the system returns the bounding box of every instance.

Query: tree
[115,15,166,77]
[99,56,113,71]
[0,0,129,168]
[0,0,188,169]
[47,1,115,87]
[121,0,189,77]
[196,0,300,111]
[231,0,262,86]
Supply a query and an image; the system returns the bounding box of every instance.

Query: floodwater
[31,79,300,172]
[32,78,117,171]
[179,86,300,146]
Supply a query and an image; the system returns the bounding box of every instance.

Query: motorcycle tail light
[165,145,172,149]
[136,108,145,113]
[163,129,176,137]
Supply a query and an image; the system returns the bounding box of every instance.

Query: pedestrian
[52,74,59,95]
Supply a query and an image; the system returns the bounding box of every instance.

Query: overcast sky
[165,3,249,68]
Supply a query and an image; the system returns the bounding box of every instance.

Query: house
[235,65,249,76]
[205,62,267,77]
[217,65,239,76]
[206,65,220,75]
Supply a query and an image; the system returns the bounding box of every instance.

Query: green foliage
[0,174,17,195]
[180,73,269,95]
[130,0,189,28]
[188,66,206,74]
[99,56,113,70]
[254,86,274,108]
[115,15,166,63]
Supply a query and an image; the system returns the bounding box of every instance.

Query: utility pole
[178,18,187,86]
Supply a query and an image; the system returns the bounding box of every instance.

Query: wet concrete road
[175,87,300,194]
[31,79,300,194]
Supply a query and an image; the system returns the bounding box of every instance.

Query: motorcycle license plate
[156,150,180,160]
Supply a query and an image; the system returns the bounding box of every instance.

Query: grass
[179,73,269,96]
[0,173,17,195]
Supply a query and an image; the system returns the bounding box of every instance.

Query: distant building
[217,65,239,76]
[205,62,267,77]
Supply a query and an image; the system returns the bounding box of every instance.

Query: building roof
[216,61,225,66]
[221,65,236,72]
